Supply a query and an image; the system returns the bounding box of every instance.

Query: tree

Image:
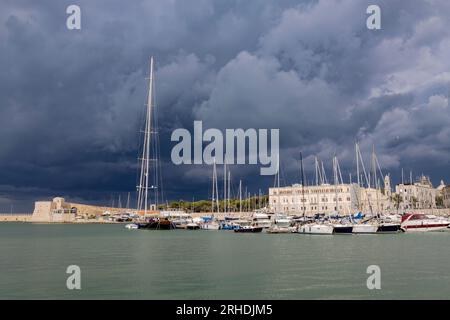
[436,196,444,208]
[391,194,403,213]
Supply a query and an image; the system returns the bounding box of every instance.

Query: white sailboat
[297,152,334,235]
[135,57,173,230]
[352,143,379,234]
[200,159,220,230]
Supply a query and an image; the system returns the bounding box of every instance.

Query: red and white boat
[401,213,450,232]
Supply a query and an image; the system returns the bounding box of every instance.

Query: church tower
[384,174,392,197]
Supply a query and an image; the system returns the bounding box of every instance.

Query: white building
[269,177,391,216]
[395,175,437,210]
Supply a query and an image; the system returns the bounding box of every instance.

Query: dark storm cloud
[1,0,450,211]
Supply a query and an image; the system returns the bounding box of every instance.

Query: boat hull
[401,224,449,232]
[200,224,220,230]
[234,227,263,233]
[297,224,334,235]
[138,220,175,230]
[377,223,402,233]
[333,225,353,234]
[266,227,291,234]
[352,224,378,234]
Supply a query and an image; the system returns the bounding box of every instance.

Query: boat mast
[239,179,242,213]
[137,57,155,215]
[356,142,360,187]
[333,155,338,215]
[227,170,231,213]
[223,157,227,214]
[212,158,219,214]
[300,152,306,217]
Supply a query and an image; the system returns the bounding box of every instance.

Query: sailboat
[135,57,174,231]
[351,143,379,234]
[297,152,334,235]
[200,159,220,230]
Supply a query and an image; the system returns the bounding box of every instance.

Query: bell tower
[384,174,391,197]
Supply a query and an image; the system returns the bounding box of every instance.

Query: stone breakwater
[0,214,32,222]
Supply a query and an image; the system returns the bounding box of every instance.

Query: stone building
[395,175,437,210]
[268,175,392,215]
[31,197,77,222]
[442,186,450,209]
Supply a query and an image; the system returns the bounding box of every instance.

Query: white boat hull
[402,224,449,232]
[200,223,220,230]
[352,224,378,234]
[297,224,334,235]
[401,214,450,232]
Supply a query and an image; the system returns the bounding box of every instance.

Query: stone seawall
[0,214,32,222]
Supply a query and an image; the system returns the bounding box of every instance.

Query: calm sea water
[0,223,449,299]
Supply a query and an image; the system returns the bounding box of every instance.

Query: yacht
[267,214,292,233]
[401,213,450,232]
[252,213,272,228]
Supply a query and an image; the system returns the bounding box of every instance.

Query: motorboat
[401,213,450,232]
[125,223,139,230]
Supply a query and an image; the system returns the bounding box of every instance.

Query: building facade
[269,175,392,215]
[442,186,450,208]
[395,175,437,210]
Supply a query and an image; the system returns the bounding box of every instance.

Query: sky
[1,0,450,212]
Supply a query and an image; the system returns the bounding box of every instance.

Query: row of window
[272,197,351,203]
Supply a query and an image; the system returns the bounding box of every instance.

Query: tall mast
[227,170,231,213]
[137,57,155,215]
[356,142,360,187]
[239,179,242,213]
[212,158,219,214]
[223,159,227,214]
[300,152,306,217]
[277,153,280,213]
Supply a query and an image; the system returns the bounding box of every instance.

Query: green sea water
[0,223,449,299]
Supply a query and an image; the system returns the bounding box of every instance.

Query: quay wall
[0,214,32,222]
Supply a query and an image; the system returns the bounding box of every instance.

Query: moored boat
[332,223,353,234]
[377,222,402,233]
[234,226,263,233]
[297,223,334,235]
[139,218,176,230]
[401,213,450,232]
[200,223,220,230]
[352,223,378,234]
[186,222,200,230]
[266,225,292,234]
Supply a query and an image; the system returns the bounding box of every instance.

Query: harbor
[1,222,450,299]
